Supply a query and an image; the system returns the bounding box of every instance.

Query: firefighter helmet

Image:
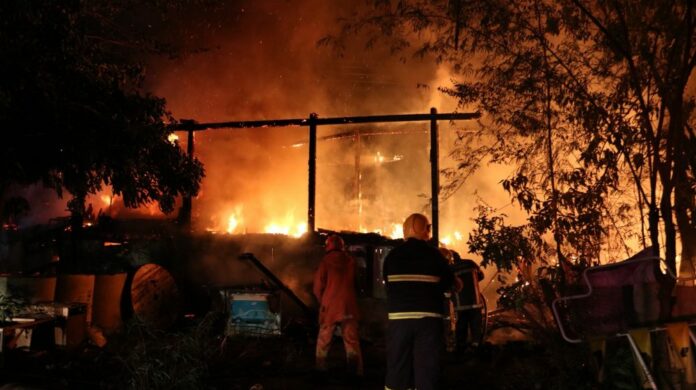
[325,234,345,252]
[402,213,431,240]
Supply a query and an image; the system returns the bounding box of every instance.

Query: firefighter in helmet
[383,213,459,390]
[313,234,363,376]
[451,252,485,351]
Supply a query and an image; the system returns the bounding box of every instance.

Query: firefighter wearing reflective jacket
[313,234,363,376]
[383,213,459,390]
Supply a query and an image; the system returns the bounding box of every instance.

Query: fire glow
[207,204,466,250]
[209,207,308,238]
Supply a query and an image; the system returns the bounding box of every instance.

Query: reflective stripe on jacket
[383,238,455,320]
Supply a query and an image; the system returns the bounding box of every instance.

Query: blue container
[225,293,280,337]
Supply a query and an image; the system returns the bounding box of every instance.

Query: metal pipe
[430,107,439,244]
[308,113,317,233]
[622,333,658,390]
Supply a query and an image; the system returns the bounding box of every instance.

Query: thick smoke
[146,0,519,254]
[5,1,522,292]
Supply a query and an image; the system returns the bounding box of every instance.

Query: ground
[0,318,597,390]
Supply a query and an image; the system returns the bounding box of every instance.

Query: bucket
[55,274,95,322]
[92,273,128,333]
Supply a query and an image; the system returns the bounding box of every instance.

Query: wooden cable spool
[92,273,128,333]
[122,264,180,329]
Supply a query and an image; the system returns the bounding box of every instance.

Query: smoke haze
[144,0,520,256]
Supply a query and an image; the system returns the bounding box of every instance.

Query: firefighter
[451,253,485,351]
[439,247,459,353]
[383,213,459,390]
[313,234,363,377]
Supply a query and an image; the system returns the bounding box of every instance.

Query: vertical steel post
[308,113,317,233]
[430,107,439,244]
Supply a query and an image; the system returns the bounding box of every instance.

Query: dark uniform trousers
[385,317,444,390]
[457,308,482,348]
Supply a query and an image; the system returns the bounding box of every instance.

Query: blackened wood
[430,107,440,244]
[172,112,481,131]
[308,113,317,233]
[239,253,315,319]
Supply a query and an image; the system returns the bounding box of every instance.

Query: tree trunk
[660,185,677,277]
[648,135,661,257]
[65,194,86,273]
[675,186,695,280]
[673,100,696,279]
[678,220,696,279]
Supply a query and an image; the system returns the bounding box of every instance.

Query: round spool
[126,264,180,329]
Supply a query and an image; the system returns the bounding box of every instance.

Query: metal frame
[551,255,661,344]
[551,256,696,389]
[621,332,658,390]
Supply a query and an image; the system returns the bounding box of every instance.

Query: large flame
[208,206,308,238]
[440,230,464,247]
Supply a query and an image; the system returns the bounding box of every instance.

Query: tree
[323,0,696,279]
[0,1,205,226]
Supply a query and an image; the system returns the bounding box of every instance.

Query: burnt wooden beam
[430,107,440,245]
[172,111,481,236]
[308,113,317,233]
[172,112,481,131]
[239,252,315,319]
